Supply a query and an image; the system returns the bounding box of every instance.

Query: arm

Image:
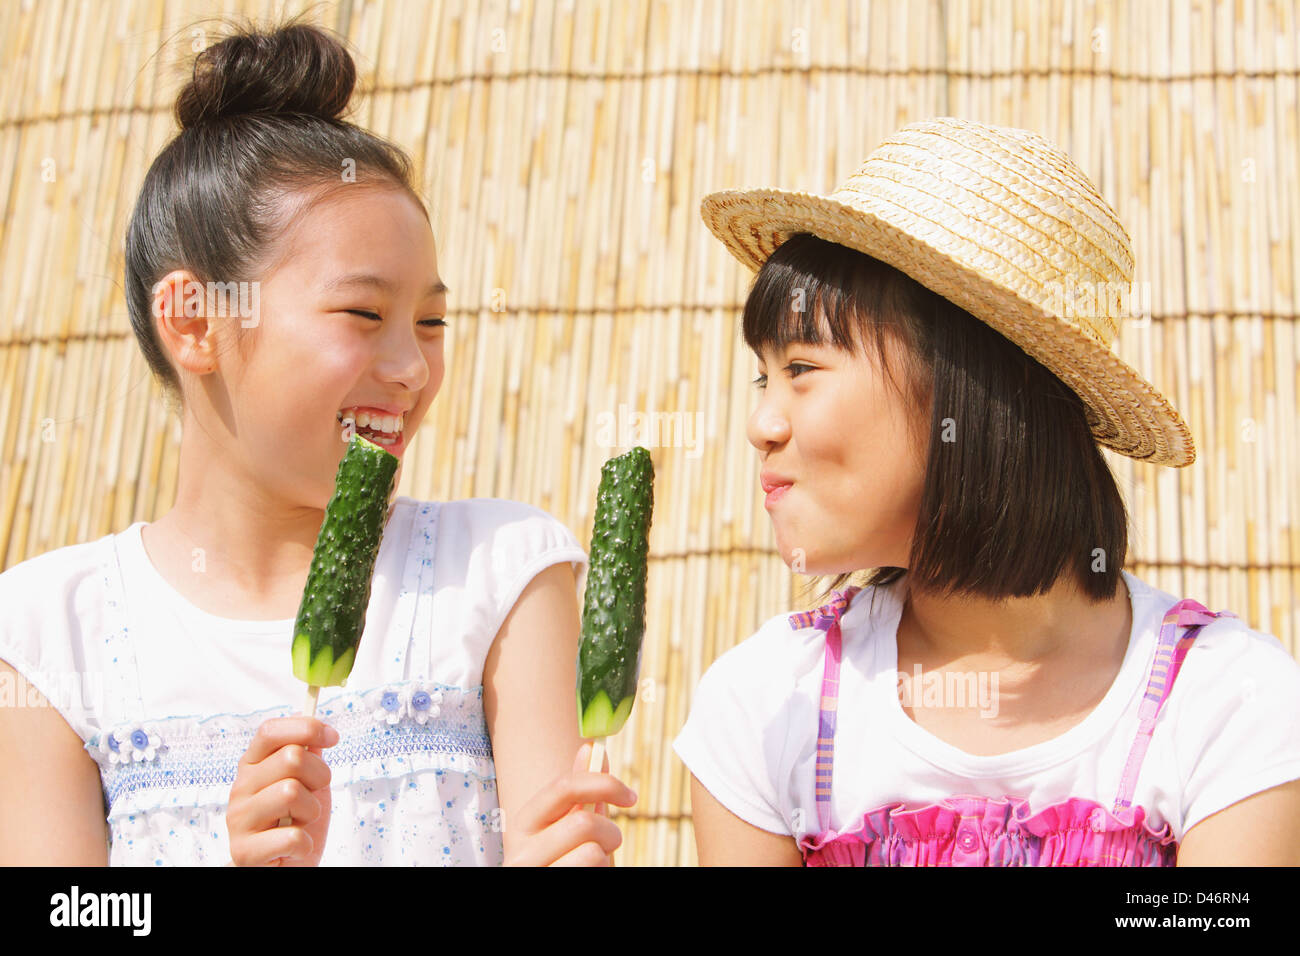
[1176,778,1300,865]
[0,659,108,864]
[484,561,635,865]
[690,773,803,866]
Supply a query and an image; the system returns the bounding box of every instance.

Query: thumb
[573,741,593,774]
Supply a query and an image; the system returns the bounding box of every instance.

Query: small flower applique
[409,686,444,726]
[103,724,163,764]
[369,683,445,728]
[373,689,406,726]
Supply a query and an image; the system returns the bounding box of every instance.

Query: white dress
[0,496,588,865]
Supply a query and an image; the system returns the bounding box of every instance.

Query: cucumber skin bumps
[291,434,400,688]
[577,446,655,739]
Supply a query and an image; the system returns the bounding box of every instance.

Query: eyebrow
[323,272,450,298]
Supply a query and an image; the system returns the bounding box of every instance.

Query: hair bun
[175,22,356,130]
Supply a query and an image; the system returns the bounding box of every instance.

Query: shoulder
[0,531,120,740]
[0,534,116,645]
[426,497,585,561]
[417,498,587,658]
[1126,572,1300,702]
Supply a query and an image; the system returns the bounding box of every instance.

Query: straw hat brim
[701,187,1196,467]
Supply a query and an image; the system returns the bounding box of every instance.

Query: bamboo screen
[1,0,1297,866]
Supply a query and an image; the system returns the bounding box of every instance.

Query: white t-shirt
[674,570,1300,847]
[0,496,588,866]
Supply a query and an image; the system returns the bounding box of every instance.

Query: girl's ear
[152,270,219,376]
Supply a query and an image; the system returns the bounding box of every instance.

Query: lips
[761,471,794,509]
[760,472,794,494]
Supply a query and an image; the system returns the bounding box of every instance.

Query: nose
[747,394,791,453]
[378,322,437,393]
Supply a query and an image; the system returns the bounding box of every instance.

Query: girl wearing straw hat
[675,117,1300,866]
[0,19,635,866]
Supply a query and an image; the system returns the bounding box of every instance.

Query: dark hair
[125,14,424,412]
[743,233,1129,607]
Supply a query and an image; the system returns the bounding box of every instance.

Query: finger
[241,718,339,767]
[515,773,637,834]
[229,779,324,835]
[259,779,326,832]
[265,744,332,793]
[236,743,332,799]
[231,825,316,867]
[572,741,593,773]
[550,841,613,867]
[514,810,625,866]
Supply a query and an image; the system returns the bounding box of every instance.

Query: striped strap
[789,586,862,835]
[1112,599,1238,814]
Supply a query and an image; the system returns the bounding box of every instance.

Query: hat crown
[698,115,1195,465]
[828,117,1138,346]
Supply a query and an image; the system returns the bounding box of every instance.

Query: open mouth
[337,410,406,452]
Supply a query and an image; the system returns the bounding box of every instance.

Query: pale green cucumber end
[579,689,635,738]
[305,646,334,687]
[291,633,312,684]
[325,646,356,686]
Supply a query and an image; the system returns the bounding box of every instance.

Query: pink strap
[1111,599,1237,814]
[789,587,862,835]
[792,588,1238,832]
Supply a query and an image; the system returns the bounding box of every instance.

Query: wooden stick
[585,735,614,865]
[587,736,606,775]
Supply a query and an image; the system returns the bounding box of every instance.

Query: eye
[349,310,447,329]
[751,363,814,390]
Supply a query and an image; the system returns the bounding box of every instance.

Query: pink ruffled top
[788,588,1235,867]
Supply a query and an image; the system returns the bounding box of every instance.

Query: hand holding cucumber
[501,741,637,866]
[276,432,400,829]
[227,717,338,866]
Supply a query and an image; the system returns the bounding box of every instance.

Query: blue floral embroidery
[374,689,405,726]
[100,722,163,765]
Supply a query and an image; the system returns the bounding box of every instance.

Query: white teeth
[338,409,404,434]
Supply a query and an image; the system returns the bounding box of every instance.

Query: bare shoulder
[1178,778,1300,866]
[689,773,803,866]
[0,659,108,864]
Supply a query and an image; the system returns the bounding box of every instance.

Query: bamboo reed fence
[1,0,1297,866]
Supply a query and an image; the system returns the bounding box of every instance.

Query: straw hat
[700,116,1195,467]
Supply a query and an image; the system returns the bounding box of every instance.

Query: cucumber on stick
[576,446,654,775]
[291,432,400,711]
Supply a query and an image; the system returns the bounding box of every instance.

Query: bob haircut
[742,233,1129,607]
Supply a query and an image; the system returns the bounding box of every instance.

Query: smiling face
[208,184,448,509]
[747,320,931,576]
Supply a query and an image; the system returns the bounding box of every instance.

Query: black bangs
[741,233,935,402]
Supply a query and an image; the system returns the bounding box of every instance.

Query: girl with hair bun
[0,17,634,866]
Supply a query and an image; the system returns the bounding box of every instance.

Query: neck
[146,413,396,601]
[896,571,1132,668]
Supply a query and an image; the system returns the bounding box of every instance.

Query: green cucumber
[291,434,400,687]
[577,446,655,738]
